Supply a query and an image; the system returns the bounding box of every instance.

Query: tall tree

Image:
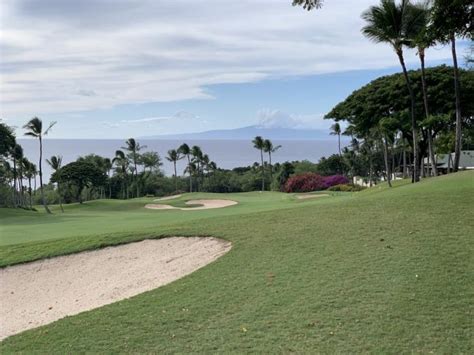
[46,155,64,212]
[122,138,145,197]
[178,143,192,192]
[191,146,203,192]
[113,150,129,199]
[330,122,342,155]
[23,158,36,209]
[23,117,56,213]
[141,151,162,173]
[11,144,24,207]
[362,0,425,182]
[252,136,266,191]
[430,0,472,171]
[411,1,438,176]
[263,139,282,184]
[166,149,182,192]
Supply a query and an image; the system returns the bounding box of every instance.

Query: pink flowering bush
[284,173,325,193]
[322,175,349,189]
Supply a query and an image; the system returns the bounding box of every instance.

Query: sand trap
[145,199,238,211]
[296,194,330,200]
[0,237,231,340]
[153,194,182,201]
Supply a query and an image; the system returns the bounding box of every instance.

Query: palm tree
[23,159,36,209]
[23,117,56,213]
[252,136,266,191]
[113,150,129,199]
[122,138,145,197]
[191,146,203,192]
[362,0,425,182]
[166,149,182,192]
[292,0,323,10]
[11,144,24,207]
[178,143,192,192]
[411,1,438,176]
[141,151,162,173]
[330,122,342,155]
[46,155,64,212]
[263,139,282,184]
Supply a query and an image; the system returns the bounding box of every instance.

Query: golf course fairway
[0,171,473,353]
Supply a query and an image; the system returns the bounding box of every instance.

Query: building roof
[435,151,474,169]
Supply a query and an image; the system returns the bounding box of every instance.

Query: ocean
[17,139,343,181]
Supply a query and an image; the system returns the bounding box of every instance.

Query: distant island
[140,126,332,140]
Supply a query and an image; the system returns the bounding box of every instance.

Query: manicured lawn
[1,172,473,353]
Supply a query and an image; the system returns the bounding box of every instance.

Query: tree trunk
[383,137,392,187]
[12,158,17,207]
[57,182,64,212]
[28,177,32,209]
[451,35,462,172]
[419,48,438,177]
[268,152,273,186]
[397,50,419,182]
[187,155,192,193]
[260,149,265,191]
[38,136,52,213]
[338,133,341,155]
[174,161,178,192]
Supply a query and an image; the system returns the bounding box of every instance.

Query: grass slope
[1,172,473,353]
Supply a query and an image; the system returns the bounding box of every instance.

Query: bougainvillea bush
[284,173,325,193]
[322,175,349,189]
[285,173,349,193]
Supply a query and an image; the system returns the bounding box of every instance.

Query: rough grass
[1,172,473,353]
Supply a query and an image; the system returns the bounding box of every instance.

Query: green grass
[1,172,473,353]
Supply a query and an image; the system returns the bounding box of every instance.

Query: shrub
[322,175,349,188]
[328,184,366,192]
[284,173,325,193]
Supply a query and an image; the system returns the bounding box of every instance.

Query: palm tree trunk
[38,136,51,214]
[174,161,178,192]
[451,35,462,172]
[419,49,438,177]
[134,160,139,197]
[338,133,341,155]
[12,158,17,208]
[260,149,265,191]
[187,155,192,193]
[268,152,273,186]
[397,50,419,182]
[383,136,392,187]
[28,177,32,209]
[58,182,64,212]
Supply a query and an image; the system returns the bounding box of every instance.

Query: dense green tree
[52,161,107,204]
[112,150,129,199]
[0,121,16,158]
[23,117,56,213]
[141,151,162,173]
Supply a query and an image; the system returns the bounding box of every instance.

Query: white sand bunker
[154,194,182,201]
[296,194,330,200]
[0,237,231,340]
[145,199,238,211]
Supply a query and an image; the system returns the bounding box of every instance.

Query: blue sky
[0,0,469,138]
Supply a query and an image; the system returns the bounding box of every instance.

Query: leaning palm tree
[252,136,266,191]
[330,122,342,155]
[362,0,425,182]
[166,149,183,192]
[46,155,64,212]
[23,117,56,213]
[263,139,282,184]
[178,143,192,192]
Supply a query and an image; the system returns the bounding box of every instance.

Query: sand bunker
[145,199,238,211]
[154,194,182,201]
[296,194,330,200]
[0,237,231,340]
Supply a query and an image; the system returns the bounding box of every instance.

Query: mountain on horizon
[140,125,332,140]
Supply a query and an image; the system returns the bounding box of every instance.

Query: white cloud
[0,0,455,117]
[257,109,327,130]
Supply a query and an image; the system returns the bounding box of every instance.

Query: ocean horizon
[18,138,345,181]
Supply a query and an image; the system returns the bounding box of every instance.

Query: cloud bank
[1,0,454,117]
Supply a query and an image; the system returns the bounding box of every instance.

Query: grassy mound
[1,171,473,353]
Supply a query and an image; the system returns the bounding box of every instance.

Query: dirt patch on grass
[145,199,238,210]
[296,194,330,200]
[0,237,231,340]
